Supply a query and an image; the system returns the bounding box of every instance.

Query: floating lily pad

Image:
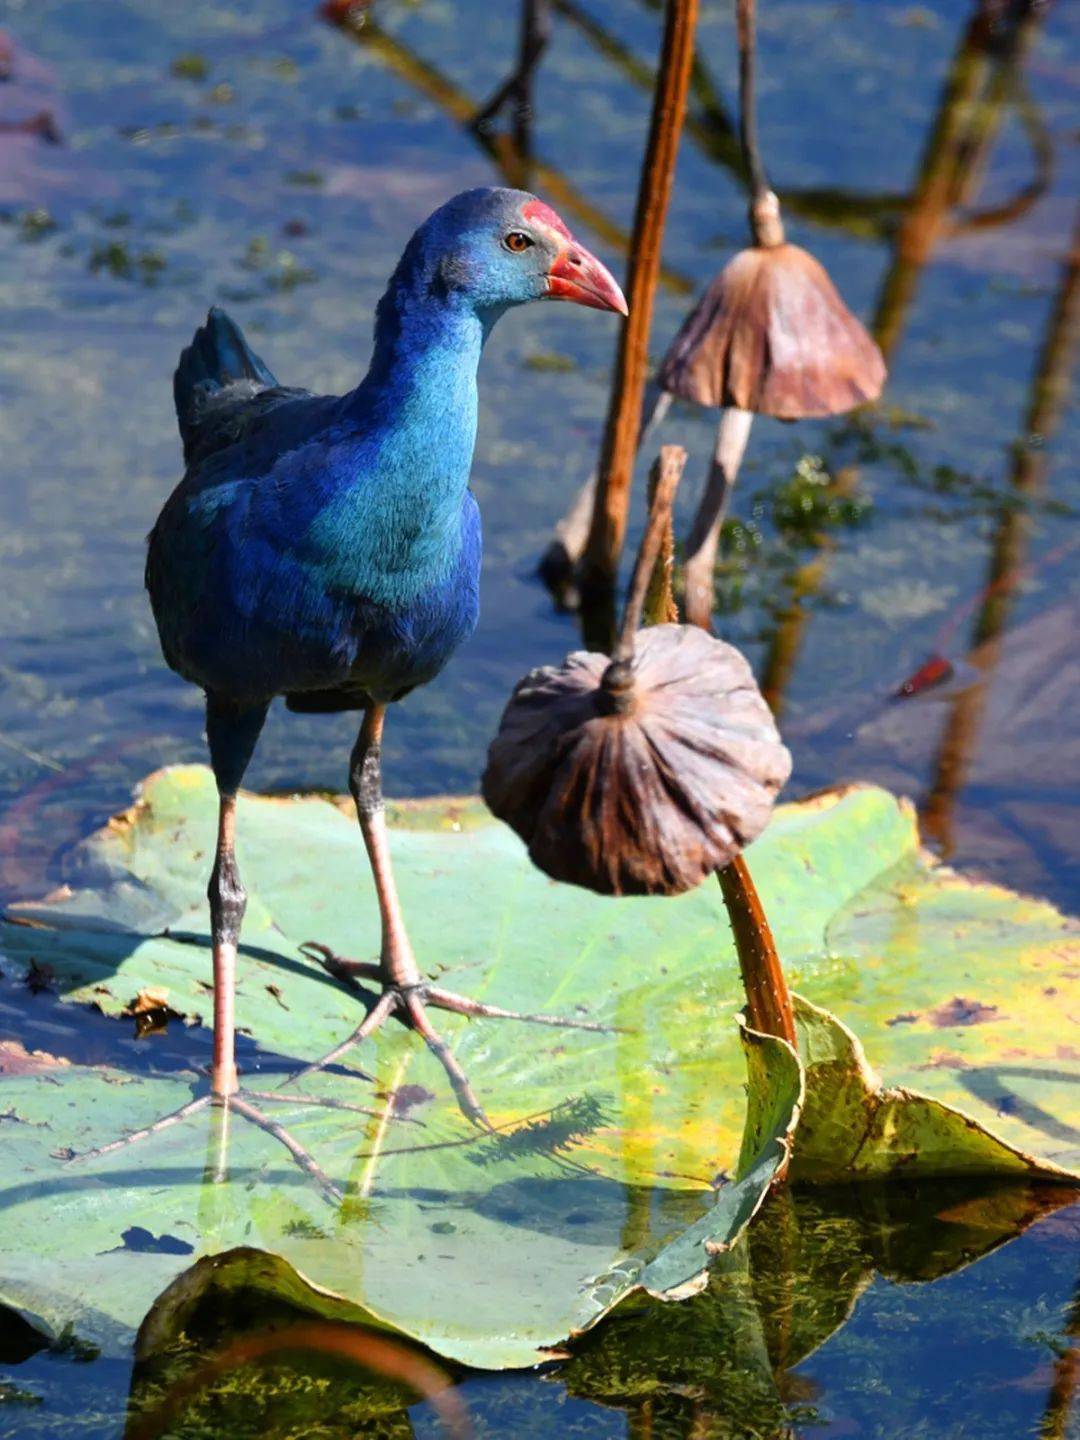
[790,996,1073,1184]
[0,766,1076,1369]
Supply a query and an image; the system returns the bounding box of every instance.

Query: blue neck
[342,261,504,467]
[318,267,499,607]
[347,233,506,419]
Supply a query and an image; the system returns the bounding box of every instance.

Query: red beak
[545,242,628,316]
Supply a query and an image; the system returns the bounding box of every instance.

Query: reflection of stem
[126,1321,469,1440]
[948,73,1052,234]
[922,213,1079,853]
[472,0,553,173]
[758,557,826,721]
[872,0,1050,361]
[759,1,1054,723]
[579,0,699,602]
[748,1186,798,1378]
[326,10,692,293]
[717,856,796,1052]
[563,0,903,235]
[629,1399,654,1439]
[757,468,858,720]
[1039,1268,1080,1440]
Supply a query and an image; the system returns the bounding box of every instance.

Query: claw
[282,987,397,1088]
[300,941,382,988]
[402,989,493,1131]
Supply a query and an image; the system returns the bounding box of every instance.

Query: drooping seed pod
[483,448,791,897]
[658,191,886,421]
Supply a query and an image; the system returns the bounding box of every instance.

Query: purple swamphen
[120,188,626,1162]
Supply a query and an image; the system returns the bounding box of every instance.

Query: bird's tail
[174,306,278,457]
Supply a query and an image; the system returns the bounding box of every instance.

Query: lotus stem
[682,406,754,629]
[643,452,680,625]
[580,0,699,600]
[736,0,769,204]
[539,384,673,603]
[611,446,687,666]
[717,853,796,1051]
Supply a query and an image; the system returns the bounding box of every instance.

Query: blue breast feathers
[148,415,482,707]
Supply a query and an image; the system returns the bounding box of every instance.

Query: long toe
[65,1092,343,1205]
[65,1094,212,1165]
[240,1088,423,1128]
[425,985,616,1031]
[402,990,493,1131]
[282,987,399,1088]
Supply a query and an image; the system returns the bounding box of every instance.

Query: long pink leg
[294,703,614,1128]
[208,791,243,1099]
[68,782,389,1191]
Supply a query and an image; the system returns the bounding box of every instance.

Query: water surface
[0,0,1077,1433]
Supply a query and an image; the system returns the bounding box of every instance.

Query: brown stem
[612,446,687,663]
[717,854,796,1051]
[643,454,680,626]
[580,0,699,596]
[539,384,672,606]
[737,0,769,202]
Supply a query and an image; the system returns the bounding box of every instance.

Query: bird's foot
[295,942,614,1130]
[65,1083,410,1203]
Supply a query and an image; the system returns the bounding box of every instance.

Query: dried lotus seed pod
[483,623,791,897]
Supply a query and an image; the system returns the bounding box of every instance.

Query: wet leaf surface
[0,765,1076,1376]
[0,766,808,1368]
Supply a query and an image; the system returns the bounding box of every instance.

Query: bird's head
[406,187,628,320]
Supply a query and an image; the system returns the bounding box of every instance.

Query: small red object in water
[894,653,954,700]
[0,110,61,143]
[319,0,371,25]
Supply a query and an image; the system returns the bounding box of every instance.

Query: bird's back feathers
[150,297,483,709]
[174,306,308,466]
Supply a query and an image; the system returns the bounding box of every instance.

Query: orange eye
[504,231,533,253]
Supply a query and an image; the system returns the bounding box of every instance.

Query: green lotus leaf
[790,995,1075,1183]
[0,765,1076,1371]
